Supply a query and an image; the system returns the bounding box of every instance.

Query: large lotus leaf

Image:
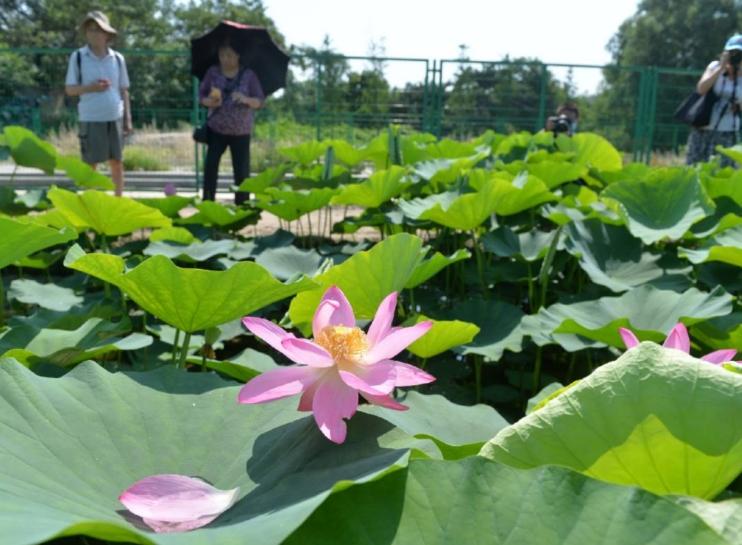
[148,227,197,244]
[405,315,479,359]
[0,361,437,545]
[65,246,317,333]
[256,187,338,221]
[481,342,742,498]
[675,497,742,544]
[702,170,742,207]
[200,347,278,382]
[55,154,114,190]
[543,191,623,226]
[236,165,289,193]
[520,159,587,189]
[143,239,236,263]
[178,201,257,228]
[601,168,715,244]
[137,196,193,218]
[48,187,172,236]
[487,172,555,216]
[7,279,83,311]
[14,249,65,270]
[279,140,329,164]
[483,226,560,262]
[287,458,731,545]
[253,245,326,281]
[564,219,692,292]
[331,166,411,208]
[3,125,56,175]
[0,216,77,269]
[0,317,151,366]
[361,392,508,459]
[452,299,527,362]
[558,132,623,173]
[326,139,369,167]
[404,248,470,289]
[679,226,742,268]
[717,143,742,165]
[522,310,605,352]
[536,285,733,348]
[688,198,742,238]
[691,313,742,353]
[288,234,428,332]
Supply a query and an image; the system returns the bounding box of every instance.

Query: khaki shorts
[79,119,124,163]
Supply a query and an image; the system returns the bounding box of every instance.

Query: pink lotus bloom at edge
[239,286,435,444]
[619,322,737,364]
[119,474,239,533]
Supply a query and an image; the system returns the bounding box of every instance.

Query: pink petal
[338,362,397,395]
[298,378,321,411]
[312,286,355,336]
[119,474,238,531]
[364,321,433,363]
[619,327,640,349]
[663,323,690,353]
[384,360,436,386]
[242,317,299,361]
[281,338,335,367]
[361,392,409,411]
[237,366,321,404]
[312,376,359,443]
[366,292,398,346]
[702,349,738,365]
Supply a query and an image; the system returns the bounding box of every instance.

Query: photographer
[686,34,742,167]
[545,103,579,136]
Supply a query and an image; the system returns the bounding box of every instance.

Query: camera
[729,49,742,67]
[548,114,572,135]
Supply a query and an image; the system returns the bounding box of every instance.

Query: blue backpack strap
[76,49,82,85]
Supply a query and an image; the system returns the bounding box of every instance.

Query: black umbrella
[190,20,289,96]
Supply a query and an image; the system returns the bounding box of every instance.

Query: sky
[263,0,641,94]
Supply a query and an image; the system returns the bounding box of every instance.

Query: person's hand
[88,79,111,93]
[123,120,133,136]
[203,95,222,108]
[721,51,732,70]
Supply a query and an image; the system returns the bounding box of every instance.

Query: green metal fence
[0,47,706,171]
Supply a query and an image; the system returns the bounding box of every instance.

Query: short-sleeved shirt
[706,61,742,132]
[65,45,130,122]
[199,65,265,136]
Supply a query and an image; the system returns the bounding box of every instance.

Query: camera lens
[730,50,742,65]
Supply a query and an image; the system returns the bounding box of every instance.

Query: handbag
[192,68,247,143]
[674,90,718,128]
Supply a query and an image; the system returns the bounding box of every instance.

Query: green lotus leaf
[326,139,369,167]
[452,299,527,362]
[674,496,742,544]
[526,381,567,414]
[601,168,715,244]
[14,188,49,211]
[702,170,742,207]
[537,285,733,348]
[14,249,65,270]
[288,458,731,545]
[178,201,257,228]
[3,125,56,175]
[404,248,470,289]
[8,279,83,311]
[55,154,114,190]
[137,196,193,218]
[200,347,278,382]
[331,166,411,208]
[679,226,742,268]
[148,226,197,244]
[48,187,171,236]
[252,244,326,281]
[65,245,317,333]
[256,187,339,222]
[543,189,623,226]
[482,342,742,498]
[0,317,151,366]
[405,315,480,359]
[0,216,77,269]
[717,143,742,165]
[237,164,289,193]
[361,392,508,459]
[0,361,437,545]
[143,239,236,263]
[288,234,429,333]
[521,159,587,189]
[522,311,604,352]
[564,219,692,292]
[691,313,742,353]
[483,226,559,262]
[558,132,623,173]
[279,140,329,164]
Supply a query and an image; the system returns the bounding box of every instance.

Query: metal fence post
[536,63,548,132]
[314,55,323,141]
[192,76,201,190]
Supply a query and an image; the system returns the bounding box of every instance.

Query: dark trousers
[203,130,251,204]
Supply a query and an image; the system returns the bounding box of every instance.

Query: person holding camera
[686,34,742,167]
[545,103,580,136]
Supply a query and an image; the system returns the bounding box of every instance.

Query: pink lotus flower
[239,286,435,444]
[163,182,177,196]
[119,474,239,533]
[619,322,737,364]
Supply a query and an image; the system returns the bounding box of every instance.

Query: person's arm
[65,80,110,97]
[122,88,132,135]
[697,57,726,95]
[199,67,222,108]
[232,70,264,109]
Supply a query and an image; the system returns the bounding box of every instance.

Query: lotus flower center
[315,326,368,365]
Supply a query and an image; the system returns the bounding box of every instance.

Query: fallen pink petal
[239,286,435,444]
[119,474,239,533]
[619,322,737,365]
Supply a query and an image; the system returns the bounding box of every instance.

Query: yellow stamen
[315,326,368,367]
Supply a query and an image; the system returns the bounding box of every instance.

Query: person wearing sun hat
[64,11,132,196]
[686,34,742,168]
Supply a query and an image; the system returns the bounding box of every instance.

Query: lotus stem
[172,328,182,366]
[179,332,192,370]
[471,230,487,297]
[474,357,483,403]
[532,347,543,394]
[0,269,5,327]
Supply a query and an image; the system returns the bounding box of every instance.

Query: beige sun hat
[79,11,117,35]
